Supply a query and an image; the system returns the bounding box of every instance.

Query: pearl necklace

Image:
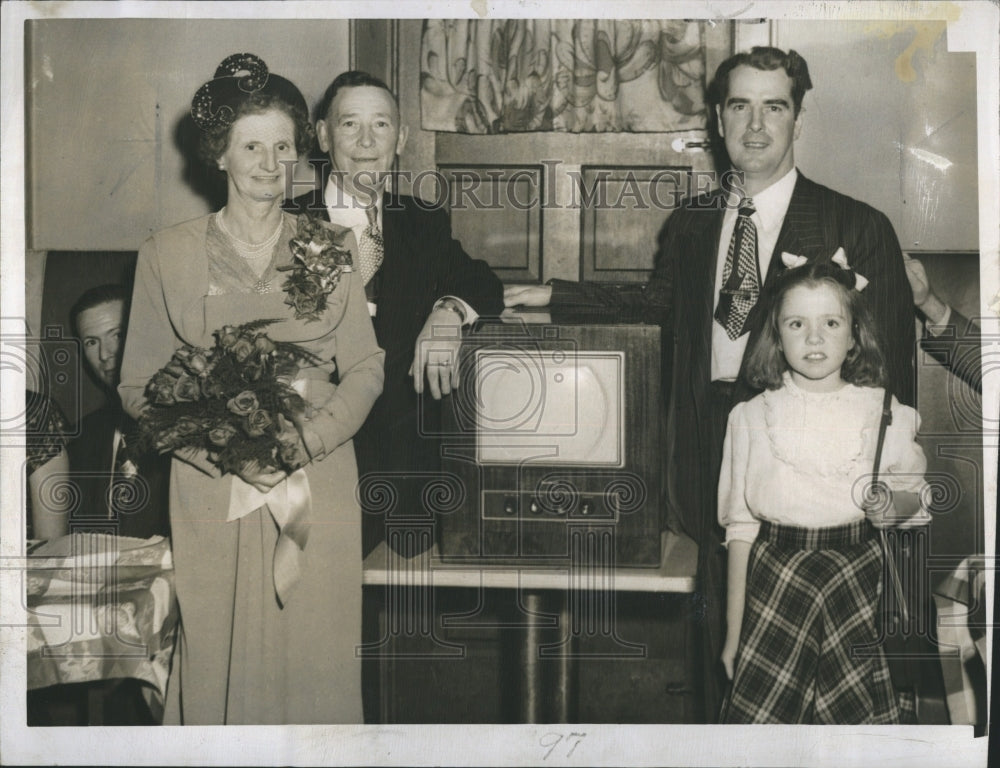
[216,210,283,258]
[216,210,283,294]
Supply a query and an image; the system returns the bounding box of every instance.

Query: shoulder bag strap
[873,388,909,624]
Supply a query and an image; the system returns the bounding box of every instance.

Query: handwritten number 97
[540,732,586,759]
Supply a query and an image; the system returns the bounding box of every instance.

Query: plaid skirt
[722,519,901,724]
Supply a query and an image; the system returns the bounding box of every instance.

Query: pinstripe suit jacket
[286,190,504,553]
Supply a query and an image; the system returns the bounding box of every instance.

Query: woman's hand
[237,459,288,494]
[721,634,740,680]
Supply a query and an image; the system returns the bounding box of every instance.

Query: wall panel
[27,18,349,251]
[439,165,543,282]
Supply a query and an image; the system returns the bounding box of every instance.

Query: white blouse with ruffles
[718,373,930,545]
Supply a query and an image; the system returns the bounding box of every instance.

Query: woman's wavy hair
[197,91,314,167]
[744,260,888,390]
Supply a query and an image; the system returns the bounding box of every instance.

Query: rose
[253,335,276,356]
[172,373,201,403]
[154,430,180,452]
[184,351,210,375]
[163,359,186,377]
[243,408,273,438]
[174,416,204,439]
[227,390,259,416]
[200,376,226,398]
[231,335,255,363]
[216,325,239,349]
[207,422,239,447]
[278,439,306,470]
[147,371,178,406]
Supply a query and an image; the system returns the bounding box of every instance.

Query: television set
[438,310,664,566]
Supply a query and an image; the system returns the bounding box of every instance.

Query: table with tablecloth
[26,533,178,722]
[932,556,988,731]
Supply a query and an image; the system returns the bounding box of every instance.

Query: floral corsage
[279,214,354,321]
[137,320,324,474]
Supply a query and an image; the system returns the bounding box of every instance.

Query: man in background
[29,284,171,726]
[67,284,170,539]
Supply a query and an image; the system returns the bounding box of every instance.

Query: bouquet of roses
[279,214,353,322]
[137,320,325,475]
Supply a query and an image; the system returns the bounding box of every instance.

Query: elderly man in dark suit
[506,47,916,720]
[67,284,170,540]
[287,71,504,557]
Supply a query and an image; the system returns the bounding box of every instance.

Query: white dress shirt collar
[323,176,380,230]
[726,167,798,233]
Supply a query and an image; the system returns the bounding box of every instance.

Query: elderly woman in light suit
[119,54,383,724]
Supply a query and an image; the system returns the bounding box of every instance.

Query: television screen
[474,349,624,466]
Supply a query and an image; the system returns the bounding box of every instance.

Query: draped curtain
[420,19,707,134]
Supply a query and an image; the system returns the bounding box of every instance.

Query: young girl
[718,256,929,724]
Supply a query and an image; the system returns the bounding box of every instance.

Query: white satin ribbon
[227,468,312,528]
[780,247,869,291]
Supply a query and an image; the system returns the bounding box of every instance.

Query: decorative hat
[191,53,307,132]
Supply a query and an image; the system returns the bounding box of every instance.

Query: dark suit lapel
[380,191,399,273]
[687,207,725,401]
[766,174,824,286]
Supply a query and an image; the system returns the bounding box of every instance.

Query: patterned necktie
[357,204,384,286]
[714,198,760,340]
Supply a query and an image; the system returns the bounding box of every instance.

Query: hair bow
[830,247,869,291]
[780,252,807,269]
[780,248,869,291]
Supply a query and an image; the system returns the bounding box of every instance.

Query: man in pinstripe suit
[506,47,915,720]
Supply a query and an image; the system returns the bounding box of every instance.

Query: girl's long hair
[744,260,888,390]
